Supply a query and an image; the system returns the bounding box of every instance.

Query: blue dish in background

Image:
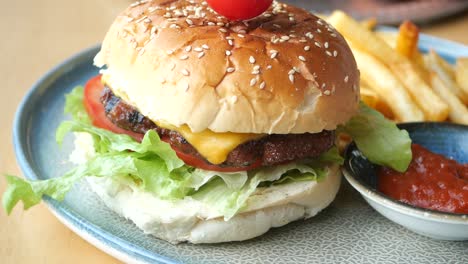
[343,123,468,240]
[13,33,468,263]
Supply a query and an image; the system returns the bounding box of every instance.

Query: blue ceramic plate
[343,123,468,240]
[13,32,468,263]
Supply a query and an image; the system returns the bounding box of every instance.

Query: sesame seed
[267,65,272,70]
[166,49,174,55]
[259,81,266,89]
[181,69,190,76]
[288,69,295,75]
[252,70,260,75]
[289,74,295,83]
[344,75,349,83]
[185,46,192,52]
[151,27,157,34]
[219,28,227,33]
[333,50,338,57]
[184,83,190,92]
[226,67,235,73]
[249,56,256,64]
[317,19,324,25]
[324,42,329,48]
[217,22,225,26]
[238,34,245,38]
[331,33,337,38]
[186,18,193,25]
[314,42,321,48]
[180,55,189,60]
[170,63,176,70]
[299,39,307,43]
[126,17,134,22]
[194,47,203,52]
[293,67,300,73]
[144,18,152,24]
[281,36,290,41]
[270,52,278,59]
[326,51,333,56]
[298,56,306,62]
[253,65,260,71]
[273,24,281,28]
[198,52,205,58]
[304,46,311,51]
[202,44,210,50]
[228,39,234,46]
[225,50,232,56]
[317,28,322,33]
[323,90,331,95]
[250,78,257,86]
[238,29,247,34]
[264,13,272,17]
[207,22,215,26]
[231,95,238,103]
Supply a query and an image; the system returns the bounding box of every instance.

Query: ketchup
[378,144,468,214]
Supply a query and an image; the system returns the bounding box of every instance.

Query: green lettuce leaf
[339,102,412,172]
[64,86,91,124]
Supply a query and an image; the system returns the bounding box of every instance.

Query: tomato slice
[83,76,262,172]
[83,75,144,141]
[169,144,263,172]
[206,0,273,21]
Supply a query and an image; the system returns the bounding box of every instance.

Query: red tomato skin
[206,0,273,21]
[82,76,261,172]
[83,75,144,141]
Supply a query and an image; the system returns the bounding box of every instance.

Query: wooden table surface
[0,1,467,263]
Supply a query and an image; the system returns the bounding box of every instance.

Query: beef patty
[101,87,335,168]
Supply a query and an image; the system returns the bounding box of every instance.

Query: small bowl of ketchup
[342,122,468,240]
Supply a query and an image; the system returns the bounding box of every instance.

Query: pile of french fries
[325,11,468,124]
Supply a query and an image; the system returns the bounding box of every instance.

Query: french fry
[430,73,468,124]
[351,45,424,122]
[327,11,449,121]
[396,21,419,59]
[361,18,378,30]
[395,21,429,82]
[425,50,468,104]
[455,58,468,98]
[360,85,380,109]
[376,32,397,48]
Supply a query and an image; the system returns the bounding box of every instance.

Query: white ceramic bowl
[342,122,468,240]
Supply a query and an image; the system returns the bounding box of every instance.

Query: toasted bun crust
[72,132,341,243]
[96,0,359,134]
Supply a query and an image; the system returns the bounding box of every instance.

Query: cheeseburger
[4,0,411,244]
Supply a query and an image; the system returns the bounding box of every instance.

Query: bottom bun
[71,133,341,244]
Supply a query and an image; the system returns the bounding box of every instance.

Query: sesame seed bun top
[95,0,360,134]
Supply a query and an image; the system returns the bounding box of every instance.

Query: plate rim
[12,30,468,264]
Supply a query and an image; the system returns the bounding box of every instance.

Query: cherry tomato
[83,75,144,142]
[83,76,262,172]
[206,0,273,21]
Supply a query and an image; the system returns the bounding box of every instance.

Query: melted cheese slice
[157,122,264,164]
